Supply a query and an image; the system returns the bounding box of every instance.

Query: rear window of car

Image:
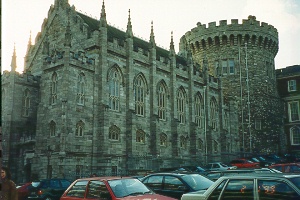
[66,180,88,198]
[182,174,214,190]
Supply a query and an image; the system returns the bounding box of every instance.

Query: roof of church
[77,12,187,66]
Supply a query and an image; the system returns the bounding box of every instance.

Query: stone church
[2,0,283,183]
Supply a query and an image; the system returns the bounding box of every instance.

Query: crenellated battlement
[185,16,279,60]
[2,70,41,85]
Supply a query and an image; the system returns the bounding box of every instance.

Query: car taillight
[37,190,43,195]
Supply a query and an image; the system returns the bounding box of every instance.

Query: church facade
[2,0,282,183]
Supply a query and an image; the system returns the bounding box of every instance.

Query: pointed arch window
[109,125,120,141]
[50,72,58,104]
[108,69,120,111]
[50,121,56,137]
[76,121,84,137]
[291,127,300,145]
[136,129,145,143]
[134,76,145,116]
[77,73,85,105]
[23,89,31,116]
[180,136,187,149]
[158,82,167,120]
[195,94,203,128]
[177,89,186,124]
[210,98,218,130]
[160,133,167,146]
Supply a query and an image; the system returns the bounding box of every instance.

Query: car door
[162,175,188,199]
[142,175,164,194]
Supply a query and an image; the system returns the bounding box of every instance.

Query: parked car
[17,182,32,200]
[28,179,71,200]
[230,158,260,168]
[246,156,272,167]
[205,168,282,181]
[204,162,237,171]
[60,176,176,200]
[141,172,214,199]
[283,154,300,163]
[269,163,300,173]
[263,154,287,164]
[181,173,300,200]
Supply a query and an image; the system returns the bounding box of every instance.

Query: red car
[17,182,31,200]
[230,158,260,168]
[269,163,300,173]
[60,176,176,200]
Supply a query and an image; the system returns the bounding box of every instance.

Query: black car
[141,172,214,199]
[27,178,71,200]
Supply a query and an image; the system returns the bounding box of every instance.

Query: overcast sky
[2,0,300,73]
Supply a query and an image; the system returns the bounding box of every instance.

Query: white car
[205,162,237,171]
[181,174,300,200]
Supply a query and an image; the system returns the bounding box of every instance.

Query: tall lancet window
[108,69,120,111]
[50,120,56,137]
[210,98,218,130]
[195,94,203,128]
[134,75,146,116]
[76,120,84,137]
[23,89,31,117]
[50,72,58,104]
[77,73,85,105]
[177,89,186,124]
[158,82,167,120]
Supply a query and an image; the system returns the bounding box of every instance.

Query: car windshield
[289,177,300,189]
[31,182,41,187]
[182,174,214,190]
[251,158,260,162]
[108,178,152,198]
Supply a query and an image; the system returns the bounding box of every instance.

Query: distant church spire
[126,9,133,38]
[100,0,107,27]
[11,44,17,72]
[169,31,175,55]
[149,21,156,48]
[25,31,32,56]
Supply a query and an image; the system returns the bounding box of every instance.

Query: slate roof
[76,12,187,66]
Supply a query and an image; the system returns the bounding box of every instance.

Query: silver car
[181,173,300,200]
[205,162,237,171]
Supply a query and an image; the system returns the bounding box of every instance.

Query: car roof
[144,172,200,177]
[220,173,300,179]
[74,176,133,181]
[271,163,300,166]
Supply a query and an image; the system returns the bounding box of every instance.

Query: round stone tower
[180,15,285,154]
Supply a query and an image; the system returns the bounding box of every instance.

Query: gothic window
[198,138,203,150]
[136,129,145,143]
[210,98,218,130]
[160,133,167,146]
[50,121,56,137]
[158,82,167,120]
[213,140,218,152]
[179,136,187,149]
[109,125,120,141]
[76,121,84,137]
[288,80,296,92]
[290,127,300,145]
[214,61,219,77]
[50,72,58,104]
[177,89,186,124]
[108,69,120,111]
[77,73,85,105]
[23,89,30,117]
[134,76,146,116]
[289,101,300,122]
[195,94,204,128]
